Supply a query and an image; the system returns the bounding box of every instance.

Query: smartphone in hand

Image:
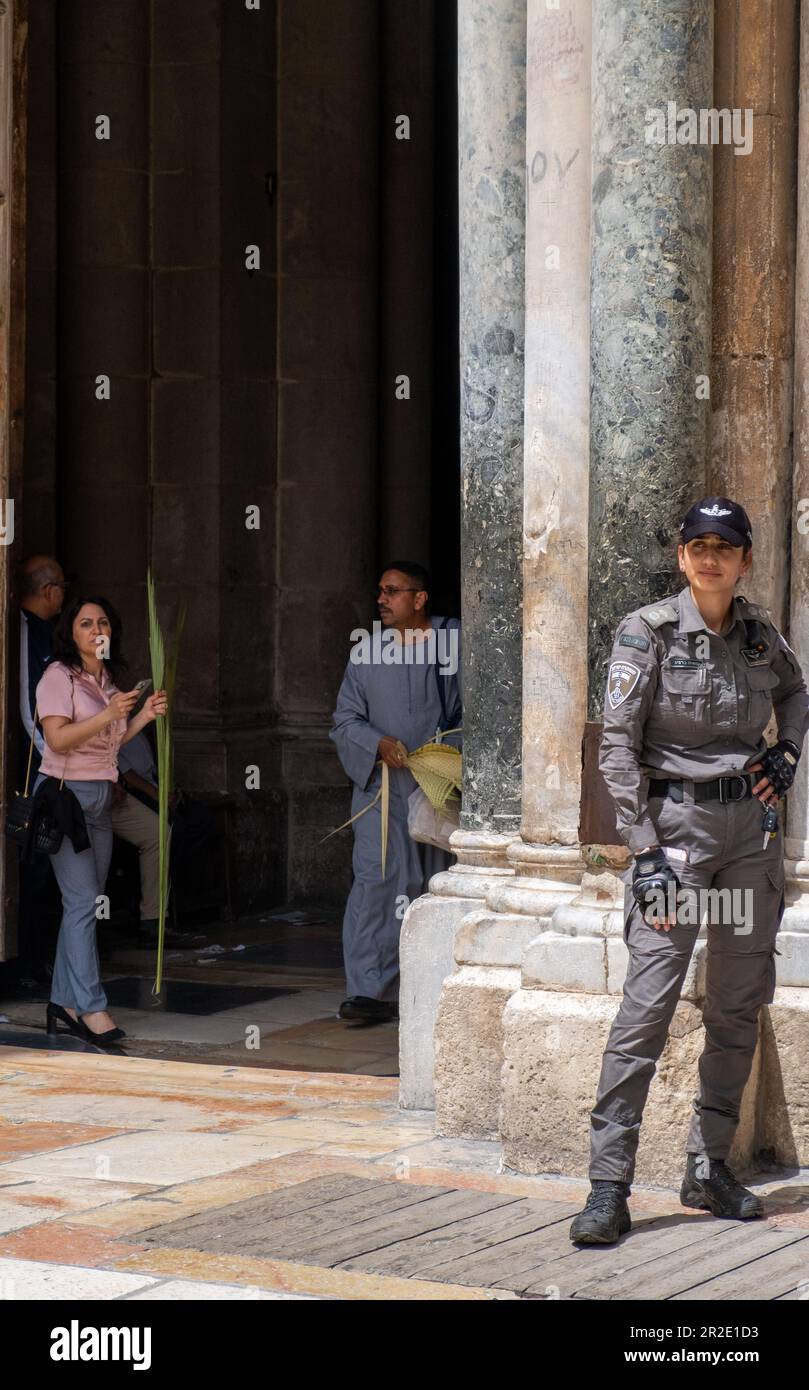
[129,679,153,720]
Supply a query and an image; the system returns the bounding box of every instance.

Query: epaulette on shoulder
[736,595,772,624]
[637,602,678,629]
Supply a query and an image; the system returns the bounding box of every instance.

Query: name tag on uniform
[668,657,704,669]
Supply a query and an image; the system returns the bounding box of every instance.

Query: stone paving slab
[0,1047,807,1301]
[0,1256,158,1300]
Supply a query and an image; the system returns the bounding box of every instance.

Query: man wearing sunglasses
[330,563,462,1023]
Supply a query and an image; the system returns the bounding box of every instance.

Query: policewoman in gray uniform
[570,498,809,1245]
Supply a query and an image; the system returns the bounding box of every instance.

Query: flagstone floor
[1,1047,808,1301]
[0,912,399,1076]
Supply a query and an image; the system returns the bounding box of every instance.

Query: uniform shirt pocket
[658,663,709,727]
[740,665,779,730]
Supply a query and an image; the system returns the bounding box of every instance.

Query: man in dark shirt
[17,556,66,985]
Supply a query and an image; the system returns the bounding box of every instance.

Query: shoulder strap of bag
[434,617,449,732]
[23,706,38,797]
[60,672,75,790]
[22,669,73,798]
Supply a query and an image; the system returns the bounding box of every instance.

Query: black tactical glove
[759,739,801,797]
[632,847,680,923]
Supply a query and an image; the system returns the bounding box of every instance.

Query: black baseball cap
[679,497,753,549]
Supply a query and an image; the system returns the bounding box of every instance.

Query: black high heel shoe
[78,1018,126,1046]
[45,1003,126,1047]
[45,1003,85,1038]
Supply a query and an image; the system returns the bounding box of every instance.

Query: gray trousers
[36,776,114,1015]
[589,786,785,1184]
[343,770,449,1001]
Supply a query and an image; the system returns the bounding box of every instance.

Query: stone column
[587,0,712,699]
[433,0,593,1140]
[399,0,526,1110]
[500,0,726,1184]
[377,0,434,566]
[0,0,27,961]
[58,0,150,633]
[275,0,381,905]
[456,0,525,841]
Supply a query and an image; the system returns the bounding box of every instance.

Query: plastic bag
[407,787,460,851]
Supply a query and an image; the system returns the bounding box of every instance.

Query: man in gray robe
[330,562,462,1022]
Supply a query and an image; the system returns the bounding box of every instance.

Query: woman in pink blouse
[35,595,167,1045]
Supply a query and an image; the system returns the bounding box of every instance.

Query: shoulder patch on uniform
[607,660,642,709]
[638,603,678,629]
[619,632,650,652]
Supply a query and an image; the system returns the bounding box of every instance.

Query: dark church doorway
[1,0,460,1074]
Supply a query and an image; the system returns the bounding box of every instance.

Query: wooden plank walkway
[134,1174,809,1300]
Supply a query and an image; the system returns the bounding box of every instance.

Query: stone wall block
[453,912,547,968]
[522,932,607,993]
[399,897,485,1111]
[757,992,809,1166]
[434,966,520,1139]
[500,990,758,1184]
[152,270,220,377]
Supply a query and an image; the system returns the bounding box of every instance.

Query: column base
[500,988,760,1186]
[398,829,519,1111]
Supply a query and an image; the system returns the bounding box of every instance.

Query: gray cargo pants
[589,783,785,1183]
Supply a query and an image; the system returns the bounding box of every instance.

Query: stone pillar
[0,0,27,961]
[456,0,525,838]
[587,0,712,699]
[433,0,593,1140]
[275,0,381,906]
[499,0,730,1184]
[377,0,434,566]
[710,0,799,626]
[58,0,150,637]
[22,0,56,552]
[399,0,526,1110]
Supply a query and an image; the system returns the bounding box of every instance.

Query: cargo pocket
[764,946,782,1004]
[763,866,784,1003]
[766,866,786,931]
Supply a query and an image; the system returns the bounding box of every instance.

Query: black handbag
[5,703,66,855]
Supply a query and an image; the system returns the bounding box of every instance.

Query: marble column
[500,1,737,1184]
[399,0,526,1110]
[433,0,593,1140]
[456,0,525,842]
[587,0,713,702]
[504,0,592,878]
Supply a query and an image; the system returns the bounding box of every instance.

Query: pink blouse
[36,662,128,782]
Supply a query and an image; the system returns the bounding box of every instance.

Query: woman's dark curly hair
[51,594,129,684]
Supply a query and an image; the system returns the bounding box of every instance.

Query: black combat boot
[680,1154,763,1219]
[569,1180,632,1245]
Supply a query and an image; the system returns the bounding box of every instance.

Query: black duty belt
[648,773,754,805]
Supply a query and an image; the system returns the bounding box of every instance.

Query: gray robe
[330,617,462,1001]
